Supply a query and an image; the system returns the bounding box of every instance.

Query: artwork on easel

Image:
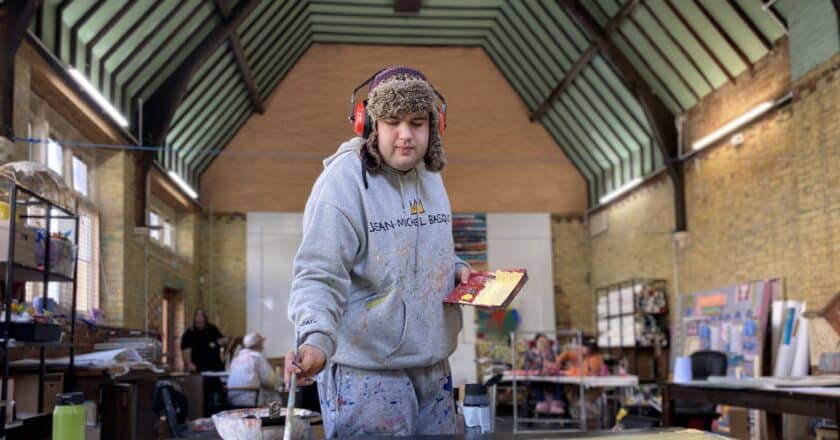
[673,278,780,378]
[672,278,782,438]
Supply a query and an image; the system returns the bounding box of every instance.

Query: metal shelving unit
[0,180,79,435]
[595,279,669,381]
[510,329,587,433]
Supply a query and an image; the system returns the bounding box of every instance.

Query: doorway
[162,288,184,371]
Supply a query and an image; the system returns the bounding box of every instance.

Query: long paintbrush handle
[284,345,299,440]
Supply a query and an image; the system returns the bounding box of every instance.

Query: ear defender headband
[348,69,447,139]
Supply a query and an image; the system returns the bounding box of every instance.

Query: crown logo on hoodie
[410,199,425,215]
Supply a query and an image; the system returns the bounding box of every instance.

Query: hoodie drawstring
[413,171,420,275]
[398,175,406,211]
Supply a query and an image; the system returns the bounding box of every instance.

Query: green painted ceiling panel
[732,0,787,43]
[135,12,219,103]
[307,2,499,18]
[182,88,250,168]
[620,21,697,108]
[187,93,251,178]
[28,0,792,205]
[247,1,309,75]
[310,24,487,37]
[252,14,311,86]
[557,93,623,187]
[670,0,750,75]
[170,58,241,150]
[259,37,312,101]
[170,46,230,132]
[633,6,713,97]
[697,0,770,63]
[646,0,729,89]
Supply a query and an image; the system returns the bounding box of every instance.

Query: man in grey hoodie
[285,66,469,437]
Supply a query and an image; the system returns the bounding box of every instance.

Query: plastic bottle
[52,392,86,440]
[463,383,492,436]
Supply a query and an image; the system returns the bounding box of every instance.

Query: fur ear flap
[424,115,445,172]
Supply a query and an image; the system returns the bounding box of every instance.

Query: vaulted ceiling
[27,0,792,206]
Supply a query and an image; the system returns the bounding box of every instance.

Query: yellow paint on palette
[472,270,525,306]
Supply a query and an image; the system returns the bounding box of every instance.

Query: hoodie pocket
[343,292,407,358]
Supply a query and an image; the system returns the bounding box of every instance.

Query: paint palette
[444,269,528,308]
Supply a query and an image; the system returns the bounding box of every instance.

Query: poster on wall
[672,278,780,378]
[452,213,487,271]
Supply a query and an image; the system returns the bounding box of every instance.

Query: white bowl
[212,407,316,440]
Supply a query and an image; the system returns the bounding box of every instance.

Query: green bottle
[52,392,85,440]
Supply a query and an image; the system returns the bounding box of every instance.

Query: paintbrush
[284,342,301,440]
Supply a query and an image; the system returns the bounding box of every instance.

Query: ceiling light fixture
[67,67,129,128]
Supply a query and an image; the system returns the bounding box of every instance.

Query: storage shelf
[0,339,70,348]
[0,179,80,438]
[0,262,73,283]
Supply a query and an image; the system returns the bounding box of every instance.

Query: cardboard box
[728,407,750,440]
[14,373,63,414]
[817,427,839,440]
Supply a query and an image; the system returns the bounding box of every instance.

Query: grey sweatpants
[316,360,456,437]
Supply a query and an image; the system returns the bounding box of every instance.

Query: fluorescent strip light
[691,100,774,151]
[599,177,643,205]
[67,67,129,128]
[168,171,198,200]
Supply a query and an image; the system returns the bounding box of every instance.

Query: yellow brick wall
[199,213,247,338]
[589,174,677,307]
[587,47,840,316]
[551,215,592,332]
[10,42,205,337]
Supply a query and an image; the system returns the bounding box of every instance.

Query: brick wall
[198,213,247,338]
[586,45,840,317]
[201,43,587,214]
[10,41,204,337]
[551,215,591,331]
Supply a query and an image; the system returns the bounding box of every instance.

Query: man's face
[376,112,430,171]
[195,313,206,330]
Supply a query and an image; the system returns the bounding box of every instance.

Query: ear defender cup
[353,101,369,138]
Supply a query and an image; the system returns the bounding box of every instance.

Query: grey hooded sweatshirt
[288,137,465,370]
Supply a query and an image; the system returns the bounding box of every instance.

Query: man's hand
[186,362,197,372]
[284,345,326,389]
[456,266,470,285]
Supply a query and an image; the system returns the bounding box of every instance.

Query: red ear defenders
[348,70,447,139]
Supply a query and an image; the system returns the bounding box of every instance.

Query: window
[76,212,99,313]
[163,220,174,249]
[72,156,88,196]
[47,139,63,175]
[149,211,161,241]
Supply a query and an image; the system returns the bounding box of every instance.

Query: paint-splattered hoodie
[288,137,466,370]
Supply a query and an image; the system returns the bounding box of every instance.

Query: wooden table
[663,382,840,440]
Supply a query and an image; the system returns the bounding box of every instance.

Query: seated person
[227,333,282,407]
[523,334,564,414]
[556,336,604,376]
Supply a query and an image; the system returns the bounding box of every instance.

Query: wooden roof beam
[213,0,264,114]
[143,0,260,147]
[531,0,639,121]
[561,0,685,231]
[1,0,40,139]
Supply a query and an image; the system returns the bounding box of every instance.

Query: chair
[224,385,261,409]
[153,381,217,438]
[673,350,727,431]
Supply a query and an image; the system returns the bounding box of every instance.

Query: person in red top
[555,336,605,377]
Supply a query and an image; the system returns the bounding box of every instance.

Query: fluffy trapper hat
[362,66,445,173]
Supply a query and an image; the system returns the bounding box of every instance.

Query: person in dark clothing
[180,308,227,372]
[180,308,228,416]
